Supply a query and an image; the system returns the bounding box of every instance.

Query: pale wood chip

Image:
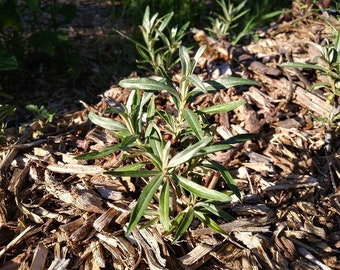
[264,175,319,191]
[47,163,104,175]
[93,208,120,232]
[178,244,214,268]
[90,241,106,268]
[0,225,36,259]
[132,228,166,270]
[30,243,48,270]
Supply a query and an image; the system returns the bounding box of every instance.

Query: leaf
[196,202,234,221]
[204,159,241,199]
[173,207,194,242]
[113,163,145,172]
[106,169,161,178]
[88,112,126,131]
[195,77,258,92]
[188,74,208,93]
[179,46,191,77]
[125,173,164,236]
[223,133,257,144]
[195,210,228,236]
[119,78,176,93]
[75,144,121,160]
[182,108,204,140]
[175,175,232,202]
[168,137,212,168]
[121,134,139,147]
[199,100,245,114]
[0,50,19,71]
[195,144,234,157]
[280,62,328,73]
[159,180,170,231]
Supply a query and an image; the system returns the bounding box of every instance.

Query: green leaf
[88,112,126,131]
[179,46,191,77]
[204,159,240,199]
[175,175,232,202]
[196,202,234,221]
[223,133,257,144]
[195,210,228,236]
[0,50,19,71]
[182,108,204,140]
[168,137,212,168]
[280,62,328,73]
[196,77,258,92]
[173,207,194,242]
[75,144,121,160]
[121,135,139,147]
[125,173,164,236]
[199,100,245,114]
[195,144,234,157]
[113,163,145,172]
[106,169,161,178]
[188,74,208,94]
[159,180,170,231]
[119,78,176,92]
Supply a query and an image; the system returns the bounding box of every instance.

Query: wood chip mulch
[1,9,340,270]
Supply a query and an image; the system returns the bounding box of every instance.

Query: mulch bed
[1,3,340,270]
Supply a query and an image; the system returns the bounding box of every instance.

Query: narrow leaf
[88,112,126,131]
[112,163,145,172]
[182,108,204,140]
[205,159,240,199]
[188,74,207,93]
[195,144,234,157]
[159,180,170,231]
[125,173,164,236]
[175,175,231,202]
[195,77,258,92]
[106,169,160,178]
[196,202,234,221]
[280,62,328,73]
[119,78,176,92]
[75,144,121,160]
[173,207,194,242]
[199,100,245,114]
[168,137,212,168]
[195,210,228,236]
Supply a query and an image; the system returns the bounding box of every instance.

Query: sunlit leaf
[194,77,258,92]
[175,175,231,202]
[195,210,228,236]
[119,78,176,92]
[75,144,121,160]
[88,112,126,131]
[182,108,204,140]
[159,180,170,231]
[199,100,245,114]
[168,137,212,168]
[196,202,234,221]
[204,159,241,199]
[106,169,160,178]
[173,207,194,242]
[281,62,328,73]
[223,133,257,144]
[112,163,145,172]
[195,144,234,157]
[188,74,207,93]
[126,173,164,236]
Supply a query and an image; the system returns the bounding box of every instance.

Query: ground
[0,2,340,270]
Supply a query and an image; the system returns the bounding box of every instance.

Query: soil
[1,1,340,270]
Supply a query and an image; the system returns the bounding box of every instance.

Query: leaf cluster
[78,46,257,241]
[281,27,340,130]
[116,6,189,75]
